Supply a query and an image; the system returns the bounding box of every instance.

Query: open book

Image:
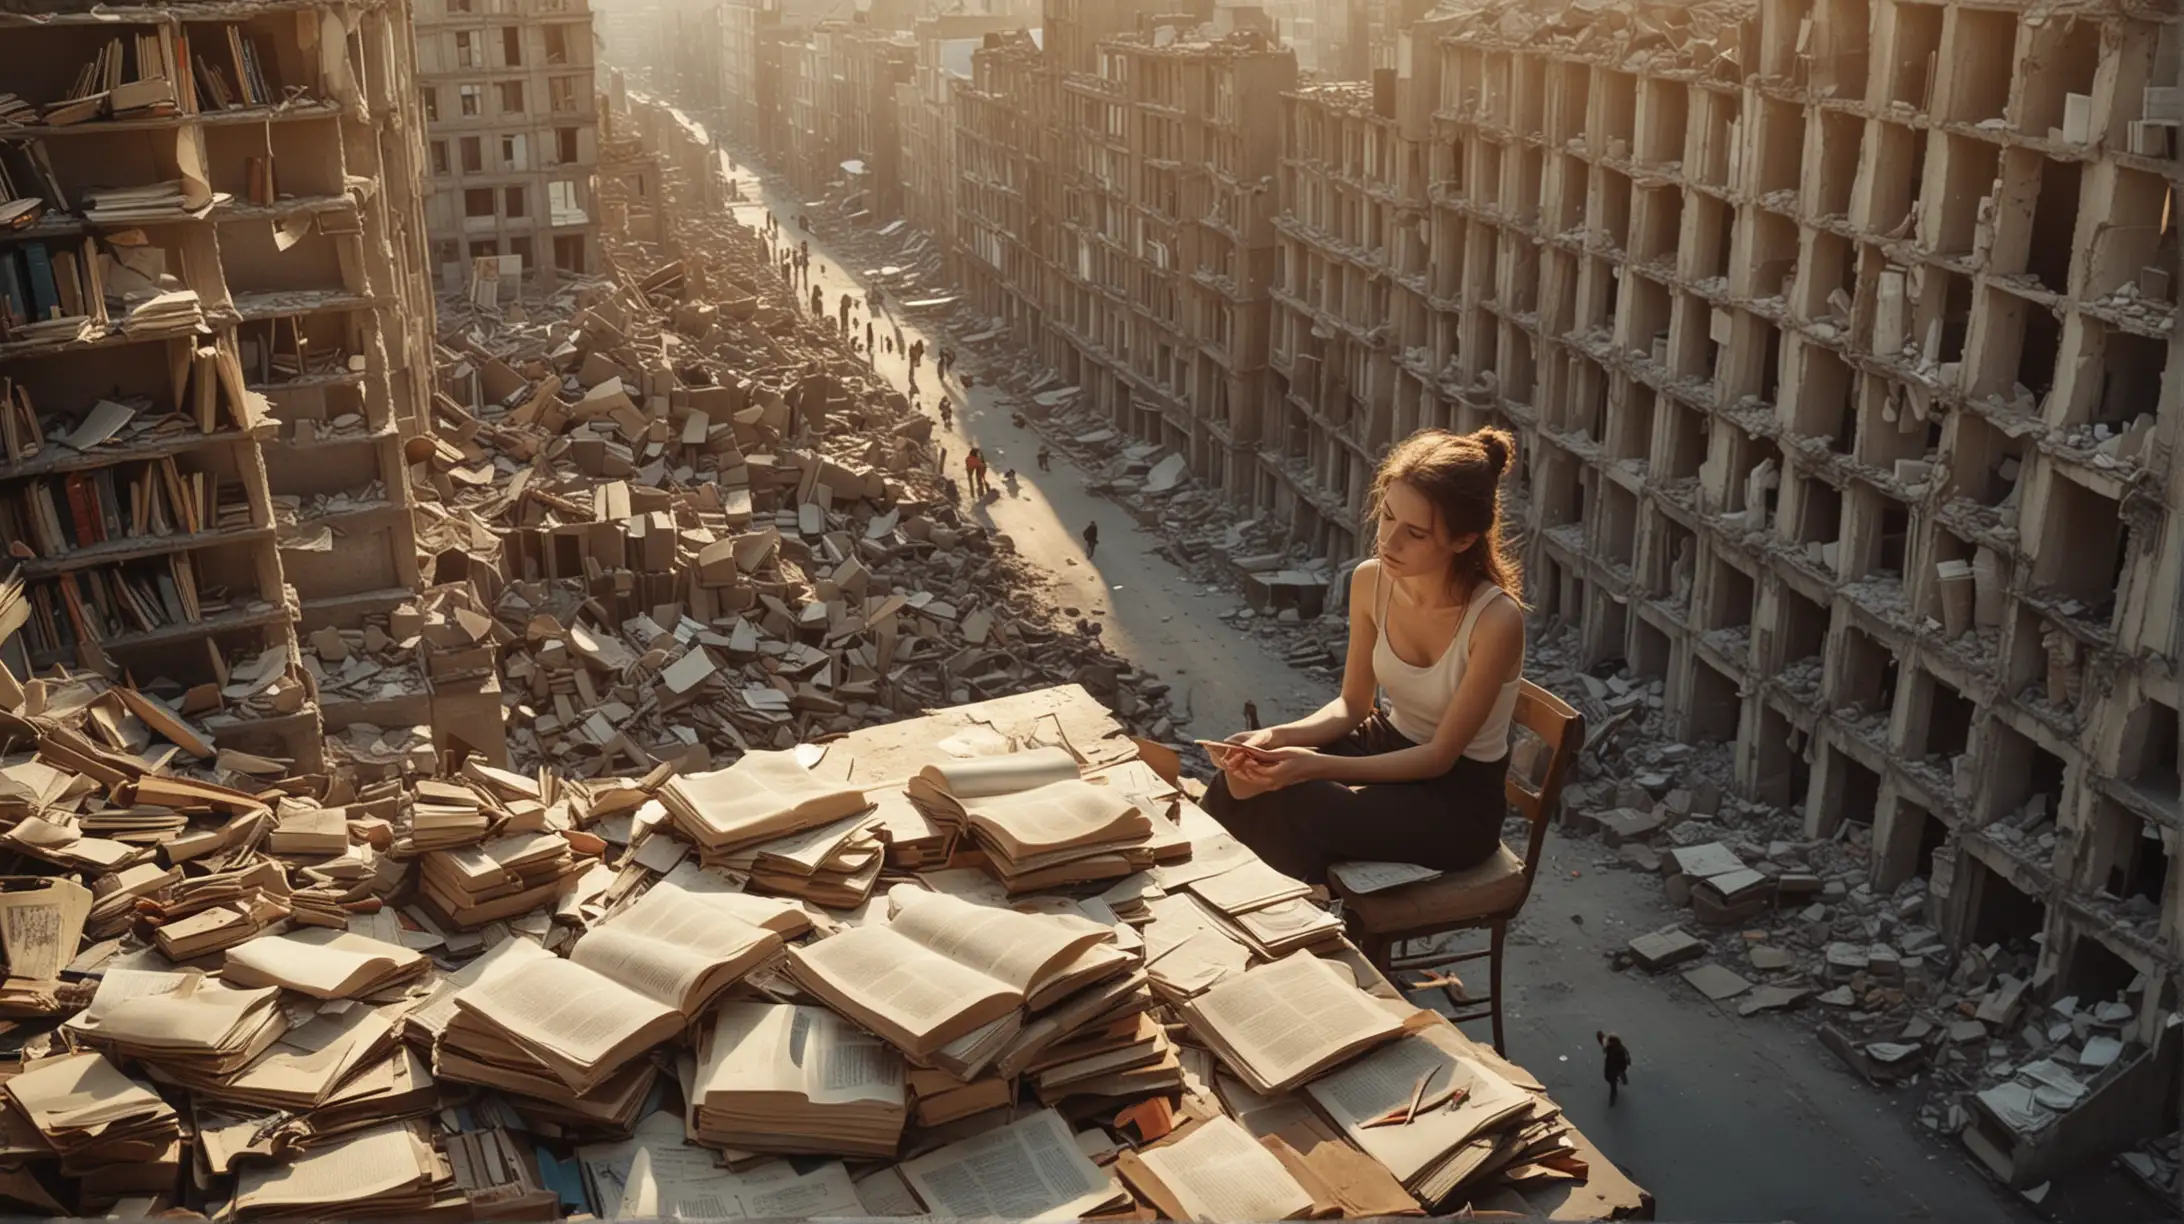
[692,1002,906,1157]
[785,891,1122,1056]
[223,928,428,999]
[898,1107,1126,1219]
[566,881,784,1015]
[907,745,1081,818]
[960,779,1151,864]
[1126,1116,1316,1222]
[662,749,868,850]
[1177,952,1405,1093]
[1303,1025,1535,1197]
[449,955,685,1096]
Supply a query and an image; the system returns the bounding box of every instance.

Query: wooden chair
[1328,679,1586,1055]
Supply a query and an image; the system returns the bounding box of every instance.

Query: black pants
[1202,711,1508,886]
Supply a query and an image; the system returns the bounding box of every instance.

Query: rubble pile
[406,107,1180,775]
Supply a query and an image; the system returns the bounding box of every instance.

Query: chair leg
[1489,920,1507,1056]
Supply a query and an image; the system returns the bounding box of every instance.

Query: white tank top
[1371,567,1521,759]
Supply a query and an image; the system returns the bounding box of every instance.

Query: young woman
[1206,427,1525,885]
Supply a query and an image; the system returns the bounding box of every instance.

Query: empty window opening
[1986,721,2066,826]
[1689,661,1740,743]
[2027,159,2081,294]
[2060,931,2138,1005]
[1965,856,2046,949]
[1841,624,1898,716]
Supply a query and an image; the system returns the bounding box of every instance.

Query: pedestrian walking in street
[908,339,925,379]
[865,321,875,355]
[1036,444,1051,472]
[965,447,987,497]
[811,284,824,317]
[1082,520,1099,559]
[839,293,853,331]
[1598,1031,1631,1105]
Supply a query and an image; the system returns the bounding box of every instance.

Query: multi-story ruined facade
[415,0,601,291]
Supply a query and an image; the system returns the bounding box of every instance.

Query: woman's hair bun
[1475,428,1513,477]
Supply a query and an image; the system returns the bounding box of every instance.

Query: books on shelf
[1,238,99,345]
[14,547,218,658]
[0,455,220,559]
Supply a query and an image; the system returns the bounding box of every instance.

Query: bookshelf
[0,0,440,776]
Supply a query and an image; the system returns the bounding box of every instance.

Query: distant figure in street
[1082,520,1099,559]
[1598,1031,1631,1105]
[965,448,988,497]
[865,321,875,355]
[939,399,953,429]
[810,284,824,317]
[908,339,925,378]
[839,293,853,330]
[1243,701,1261,731]
[1036,444,1051,472]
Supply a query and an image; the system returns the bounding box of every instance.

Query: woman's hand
[1224,745,1322,794]
[1225,727,1286,751]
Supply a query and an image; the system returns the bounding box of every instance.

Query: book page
[733,1157,862,1218]
[409,937,551,1038]
[1137,1117,1313,1222]
[852,1167,925,1217]
[889,891,1101,994]
[900,1108,1114,1221]
[1189,954,1398,1086]
[918,747,1080,799]
[0,877,92,981]
[233,1122,427,1209]
[457,955,676,1065]
[695,1003,799,1098]
[794,1005,904,1106]
[789,926,1009,1038]
[569,882,776,1010]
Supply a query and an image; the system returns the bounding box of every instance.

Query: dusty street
[716,164,2099,1224]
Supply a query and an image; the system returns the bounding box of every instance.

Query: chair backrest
[1505,679,1585,909]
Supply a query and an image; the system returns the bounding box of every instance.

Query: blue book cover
[0,251,27,326]
[19,243,59,321]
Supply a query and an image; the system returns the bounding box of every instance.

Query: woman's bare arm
[1301,597,1523,784]
[1254,562,1384,749]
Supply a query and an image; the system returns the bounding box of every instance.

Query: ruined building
[0,0,439,774]
[1274,0,2180,1187]
[415,0,601,292]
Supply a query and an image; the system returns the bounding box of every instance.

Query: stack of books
[691,1003,907,1157]
[712,810,885,907]
[418,830,582,928]
[439,884,783,1125]
[951,777,1156,892]
[3,1052,181,1198]
[1026,1012,1182,1103]
[400,779,494,853]
[64,976,290,1081]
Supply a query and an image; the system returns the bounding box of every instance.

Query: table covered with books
[0,682,1651,1220]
